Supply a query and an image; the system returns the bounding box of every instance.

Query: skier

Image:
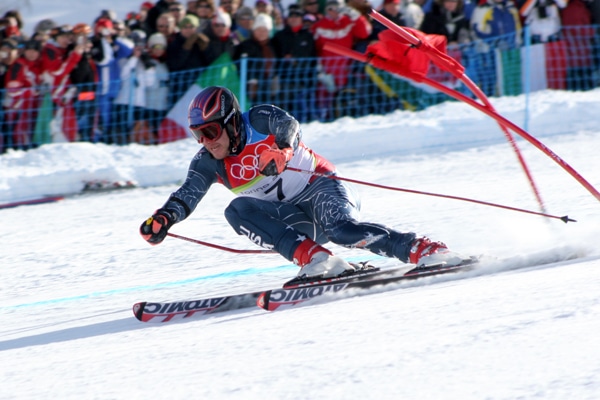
[140,86,465,279]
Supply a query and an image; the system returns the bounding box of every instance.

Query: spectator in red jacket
[4,39,43,150]
[40,26,83,105]
[40,25,86,141]
[1,38,22,152]
[311,0,371,119]
[1,11,27,43]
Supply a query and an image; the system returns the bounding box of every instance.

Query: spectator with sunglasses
[168,1,187,25]
[141,86,465,280]
[185,0,200,17]
[195,0,217,30]
[230,6,255,45]
[155,12,179,39]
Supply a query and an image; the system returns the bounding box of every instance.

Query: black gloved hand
[140,209,175,245]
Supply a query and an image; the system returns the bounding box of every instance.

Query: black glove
[140,209,175,245]
[139,51,154,69]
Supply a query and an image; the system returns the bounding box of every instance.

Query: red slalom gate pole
[369,10,547,212]
[167,233,276,253]
[323,19,600,205]
[287,167,575,223]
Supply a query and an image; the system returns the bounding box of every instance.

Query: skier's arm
[250,105,300,175]
[140,149,218,244]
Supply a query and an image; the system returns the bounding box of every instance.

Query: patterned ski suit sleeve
[160,149,220,223]
[248,104,301,150]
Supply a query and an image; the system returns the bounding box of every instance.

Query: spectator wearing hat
[0,39,19,77]
[196,0,217,30]
[185,0,200,17]
[39,25,86,142]
[142,1,155,12]
[303,12,318,29]
[166,14,207,105]
[94,9,119,25]
[372,0,406,39]
[200,9,236,65]
[147,0,180,34]
[272,5,318,121]
[68,23,99,143]
[311,0,371,119]
[1,38,22,151]
[301,0,323,21]
[143,32,170,143]
[169,1,187,25]
[128,2,153,33]
[254,0,281,32]
[167,15,206,68]
[400,0,425,29]
[233,13,277,103]
[113,31,170,144]
[231,6,255,45]
[89,18,134,142]
[32,19,57,45]
[219,0,242,29]
[40,26,77,98]
[112,31,148,144]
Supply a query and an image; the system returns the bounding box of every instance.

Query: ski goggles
[190,122,225,143]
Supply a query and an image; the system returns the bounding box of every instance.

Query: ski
[132,257,478,322]
[257,257,479,311]
[133,291,265,322]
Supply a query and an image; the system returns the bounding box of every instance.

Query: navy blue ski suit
[160,104,417,263]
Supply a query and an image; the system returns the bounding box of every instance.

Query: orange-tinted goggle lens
[190,123,224,142]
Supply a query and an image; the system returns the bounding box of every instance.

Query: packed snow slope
[1,89,600,399]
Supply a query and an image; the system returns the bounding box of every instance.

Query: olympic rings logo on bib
[227,142,272,183]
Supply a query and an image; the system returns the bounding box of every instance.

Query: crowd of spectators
[1,0,600,152]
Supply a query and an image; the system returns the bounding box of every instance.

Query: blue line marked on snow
[4,264,296,310]
[5,255,385,310]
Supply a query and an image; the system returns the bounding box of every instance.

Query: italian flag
[496,42,567,95]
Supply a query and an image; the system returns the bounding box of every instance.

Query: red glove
[140,209,175,245]
[257,144,293,176]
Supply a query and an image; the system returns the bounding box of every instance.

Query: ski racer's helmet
[188,86,242,151]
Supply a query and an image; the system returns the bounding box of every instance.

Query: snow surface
[2,87,600,399]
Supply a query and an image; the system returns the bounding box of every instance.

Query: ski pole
[287,167,576,223]
[167,233,276,253]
